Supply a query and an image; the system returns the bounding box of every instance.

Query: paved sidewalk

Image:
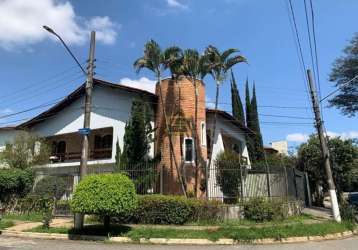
[6,218,73,232]
[303,207,333,219]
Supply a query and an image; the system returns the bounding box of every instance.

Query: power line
[320,74,358,102]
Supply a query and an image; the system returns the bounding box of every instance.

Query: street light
[42,26,86,75]
[43,25,96,229]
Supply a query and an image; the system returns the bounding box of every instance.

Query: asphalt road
[1,236,358,250]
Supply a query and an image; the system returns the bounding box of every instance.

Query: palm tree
[204,46,247,178]
[181,49,208,196]
[134,40,187,197]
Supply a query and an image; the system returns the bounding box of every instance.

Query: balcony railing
[50,148,112,163]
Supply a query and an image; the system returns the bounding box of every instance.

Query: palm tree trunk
[193,78,199,197]
[157,75,187,197]
[206,82,220,200]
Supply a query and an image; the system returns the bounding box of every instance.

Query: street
[1,236,358,250]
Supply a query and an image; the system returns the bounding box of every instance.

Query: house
[0,77,251,199]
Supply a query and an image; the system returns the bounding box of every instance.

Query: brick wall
[155,76,207,197]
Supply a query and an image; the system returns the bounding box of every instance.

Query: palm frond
[224,55,247,73]
[221,48,239,61]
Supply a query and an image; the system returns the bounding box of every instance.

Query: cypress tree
[230,70,245,125]
[245,79,255,162]
[250,83,265,161]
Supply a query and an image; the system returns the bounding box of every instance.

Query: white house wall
[206,114,250,200]
[0,129,18,152]
[29,85,155,164]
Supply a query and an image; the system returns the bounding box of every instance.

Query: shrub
[0,168,34,203]
[215,151,244,204]
[34,176,66,200]
[243,197,285,222]
[70,174,138,227]
[340,201,357,223]
[112,195,223,225]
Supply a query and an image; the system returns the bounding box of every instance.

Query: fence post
[283,166,289,200]
[240,164,244,201]
[293,168,299,199]
[305,172,312,207]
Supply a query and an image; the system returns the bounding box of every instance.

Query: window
[102,134,113,149]
[200,122,206,146]
[184,137,194,163]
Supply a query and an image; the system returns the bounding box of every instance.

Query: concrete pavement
[1,236,358,250]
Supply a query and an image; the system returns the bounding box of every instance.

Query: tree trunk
[104,215,110,229]
[206,82,220,199]
[157,75,187,197]
[193,78,199,197]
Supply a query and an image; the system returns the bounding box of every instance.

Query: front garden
[0,170,356,243]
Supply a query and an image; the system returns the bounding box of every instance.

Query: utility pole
[307,69,341,222]
[74,31,96,229]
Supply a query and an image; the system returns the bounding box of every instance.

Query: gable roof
[18,78,157,129]
[206,108,252,134]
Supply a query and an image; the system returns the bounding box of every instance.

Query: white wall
[206,114,251,200]
[29,85,155,165]
[0,129,18,152]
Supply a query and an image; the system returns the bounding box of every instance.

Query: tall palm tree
[181,49,208,196]
[134,40,187,197]
[204,46,247,180]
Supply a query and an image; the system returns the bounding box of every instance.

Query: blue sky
[0,0,357,150]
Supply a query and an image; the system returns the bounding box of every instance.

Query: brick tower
[155,76,207,197]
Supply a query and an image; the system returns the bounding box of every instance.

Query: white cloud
[286,133,309,143]
[119,77,156,93]
[205,96,215,109]
[166,0,188,9]
[0,0,118,50]
[326,131,358,140]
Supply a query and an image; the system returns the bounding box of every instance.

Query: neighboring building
[0,126,18,152]
[264,146,279,156]
[0,77,251,198]
[270,140,289,156]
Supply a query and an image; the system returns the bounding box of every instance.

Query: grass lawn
[188,214,318,227]
[0,219,14,230]
[3,213,43,222]
[26,221,355,242]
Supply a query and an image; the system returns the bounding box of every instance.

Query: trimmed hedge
[113,195,223,225]
[34,176,66,200]
[70,174,138,216]
[0,168,34,202]
[243,197,286,222]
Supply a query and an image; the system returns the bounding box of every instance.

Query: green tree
[215,150,243,204]
[119,98,157,194]
[329,33,358,116]
[70,173,138,228]
[297,136,358,204]
[134,40,186,196]
[245,79,255,161]
[204,46,247,170]
[114,139,121,172]
[249,84,264,161]
[0,131,50,169]
[230,70,245,125]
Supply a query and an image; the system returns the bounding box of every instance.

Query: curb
[1,229,357,245]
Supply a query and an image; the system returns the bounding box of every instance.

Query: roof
[18,78,157,129]
[0,126,16,131]
[206,108,252,134]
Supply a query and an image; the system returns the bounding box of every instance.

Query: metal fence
[207,164,310,204]
[32,162,310,217]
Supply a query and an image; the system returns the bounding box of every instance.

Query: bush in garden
[34,176,66,200]
[70,173,138,227]
[0,168,34,203]
[340,200,357,223]
[243,197,285,222]
[134,195,192,225]
[112,195,223,225]
[215,151,243,204]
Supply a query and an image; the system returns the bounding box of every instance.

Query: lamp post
[43,26,96,229]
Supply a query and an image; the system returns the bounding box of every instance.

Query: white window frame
[183,137,195,163]
[200,121,207,147]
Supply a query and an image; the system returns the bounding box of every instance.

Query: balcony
[47,127,113,164]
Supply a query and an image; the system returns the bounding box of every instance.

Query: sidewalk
[303,207,333,220]
[6,218,73,232]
